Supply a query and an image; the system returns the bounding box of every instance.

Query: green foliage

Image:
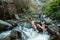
[44,0,60,20]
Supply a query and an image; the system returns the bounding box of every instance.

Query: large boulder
[0,20,18,32]
[0,20,12,32]
[6,20,18,27]
[10,30,22,40]
[0,24,12,32]
[0,30,22,40]
[46,23,60,40]
[44,17,53,25]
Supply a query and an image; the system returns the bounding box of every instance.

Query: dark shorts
[34,22,43,32]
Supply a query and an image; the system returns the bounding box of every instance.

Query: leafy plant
[44,0,60,20]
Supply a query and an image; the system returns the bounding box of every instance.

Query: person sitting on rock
[29,18,39,32]
[37,13,46,31]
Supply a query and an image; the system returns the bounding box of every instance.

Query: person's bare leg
[37,24,42,29]
[33,24,39,32]
[30,20,39,32]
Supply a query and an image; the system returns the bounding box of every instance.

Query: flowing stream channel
[0,22,50,40]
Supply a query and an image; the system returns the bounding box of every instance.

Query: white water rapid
[0,22,50,40]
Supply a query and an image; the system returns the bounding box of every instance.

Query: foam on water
[0,31,11,39]
[0,22,50,40]
[21,27,50,40]
[15,22,50,40]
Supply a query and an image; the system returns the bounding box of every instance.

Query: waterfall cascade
[0,22,50,40]
[15,22,50,40]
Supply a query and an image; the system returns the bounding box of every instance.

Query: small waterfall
[14,22,50,40]
[0,22,50,40]
[36,0,41,5]
[35,0,44,13]
[0,31,11,39]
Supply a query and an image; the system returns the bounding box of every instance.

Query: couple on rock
[29,13,46,32]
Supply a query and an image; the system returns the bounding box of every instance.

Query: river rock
[0,20,18,32]
[0,20,13,32]
[1,30,22,40]
[6,20,18,27]
[44,17,53,25]
[0,24,12,32]
[9,30,22,40]
[46,23,60,40]
[0,20,12,27]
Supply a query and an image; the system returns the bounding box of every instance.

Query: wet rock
[57,24,60,27]
[9,30,22,40]
[0,20,18,32]
[50,34,59,40]
[14,14,20,20]
[1,30,22,40]
[46,24,60,40]
[44,17,53,25]
[0,20,13,32]
[56,23,60,28]
[0,24,12,32]
[6,20,18,27]
[0,20,12,26]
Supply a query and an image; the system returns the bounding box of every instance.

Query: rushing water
[0,31,11,39]
[36,0,41,5]
[15,22,50,40]
[0,22,50,40]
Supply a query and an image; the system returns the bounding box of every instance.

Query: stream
[0,22,50,40]
[0,0,60,40]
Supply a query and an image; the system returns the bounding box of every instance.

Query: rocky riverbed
[0,16,60,40]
